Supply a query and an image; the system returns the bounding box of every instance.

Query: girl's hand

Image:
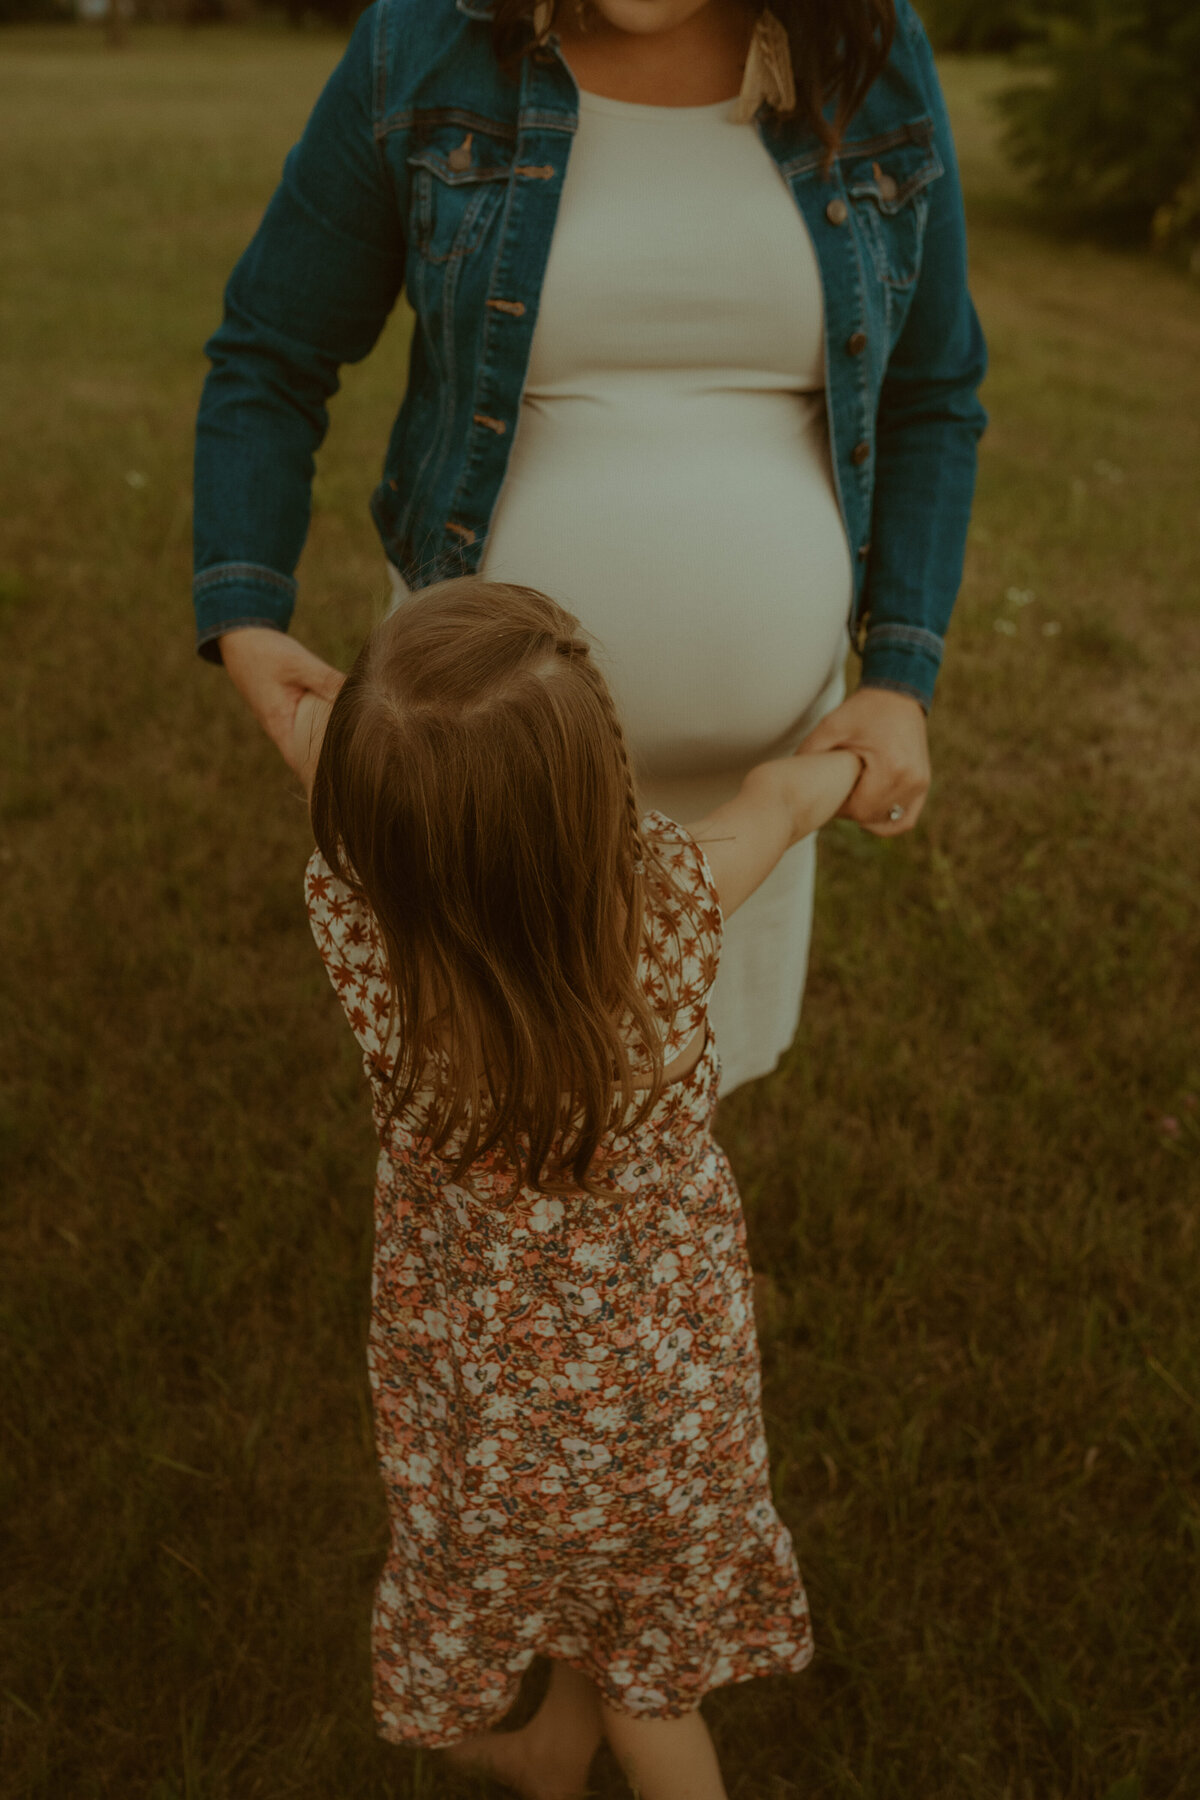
[292,691,335,799]
[796,685,930,836]
[688,748,862,921]
[219,626,344,776]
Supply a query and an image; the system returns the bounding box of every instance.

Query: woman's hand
[796,686,930,836]
[219,627,344,776]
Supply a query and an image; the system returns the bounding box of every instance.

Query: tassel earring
[533,0,593,35]
[731,9,796,123]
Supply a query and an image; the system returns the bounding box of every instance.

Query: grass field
[1,23,1198,1800]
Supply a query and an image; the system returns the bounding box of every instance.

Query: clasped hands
[220,627,931,836]
[795,683,931,836]
[219,627,342,791]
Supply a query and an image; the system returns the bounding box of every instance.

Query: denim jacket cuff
[194,563,296,663]
[859,623,943,712]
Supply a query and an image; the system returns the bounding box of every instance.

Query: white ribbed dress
[399,89,854,1094]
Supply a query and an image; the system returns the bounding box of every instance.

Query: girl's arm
[292,692,334,800]
[687,748,863,919]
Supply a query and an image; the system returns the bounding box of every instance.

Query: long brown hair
[490,0,896,160]
[311,578,688,1199]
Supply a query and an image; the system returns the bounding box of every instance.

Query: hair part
[490,0,897,161]
[311,578,691,1200]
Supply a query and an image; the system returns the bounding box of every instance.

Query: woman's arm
[855,2,989,711]
[194,6,404,685]
[687,749,862,920]
[798,5,987,836]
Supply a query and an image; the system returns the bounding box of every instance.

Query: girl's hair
[311,578,686,1200]
[491,0,897,163]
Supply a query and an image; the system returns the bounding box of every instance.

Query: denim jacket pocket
[406,122,514,265]
[843,118,943,291]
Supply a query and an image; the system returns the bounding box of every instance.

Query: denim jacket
[194,0,987,707]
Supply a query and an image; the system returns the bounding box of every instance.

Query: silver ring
[887,803,904,822]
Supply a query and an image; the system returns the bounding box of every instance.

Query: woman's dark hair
[491,1,897,159]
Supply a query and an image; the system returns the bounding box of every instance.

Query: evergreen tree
[917,0,1049,53]
[997,0,1200,261]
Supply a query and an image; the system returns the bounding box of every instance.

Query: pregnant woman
[194,0,987,1095]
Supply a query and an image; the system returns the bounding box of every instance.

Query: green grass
[2,25,1199,1800]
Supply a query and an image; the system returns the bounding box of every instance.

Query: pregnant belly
[481,385,853,782]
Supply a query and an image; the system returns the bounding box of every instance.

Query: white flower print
[569,1505,610,1530]
[571,1239,615,1273]
[625,1683,671,1711]
[584,1403,625,1430]
[654,1327,693,1373]
[404,1452,434,1487]
[562,1437,612,1471]
[555,1282,603,1316]
[564,1362,601,1392]
[671,1411,705,1443]
[528,1197,565,1233]
[408,1501,438,1540]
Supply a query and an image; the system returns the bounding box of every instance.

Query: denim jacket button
[850,440,871,466]
[825,198,848,226]
[846,331,868,356]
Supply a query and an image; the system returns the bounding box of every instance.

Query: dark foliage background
[993,0,1200,259]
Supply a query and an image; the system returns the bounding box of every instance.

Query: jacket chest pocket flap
[407,125,514,264]
[843,118,943,290]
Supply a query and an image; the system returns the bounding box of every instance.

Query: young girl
[294,578,861,1800]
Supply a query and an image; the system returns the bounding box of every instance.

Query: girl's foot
[444,1662,602,1800]
[444,1722,589,1800]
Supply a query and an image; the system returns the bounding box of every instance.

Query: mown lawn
[1,24,1197,1800]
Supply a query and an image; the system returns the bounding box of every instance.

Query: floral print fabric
[305,811,813,1747]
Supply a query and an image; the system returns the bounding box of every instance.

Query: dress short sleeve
[639,810,724,1058]
[304,849,396,1084]
[306,823,723,1082]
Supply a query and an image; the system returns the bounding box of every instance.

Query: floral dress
[305,811,813,1747]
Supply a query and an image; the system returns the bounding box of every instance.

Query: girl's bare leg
[601,1699,729,1800]
[444,1660,603,1800]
